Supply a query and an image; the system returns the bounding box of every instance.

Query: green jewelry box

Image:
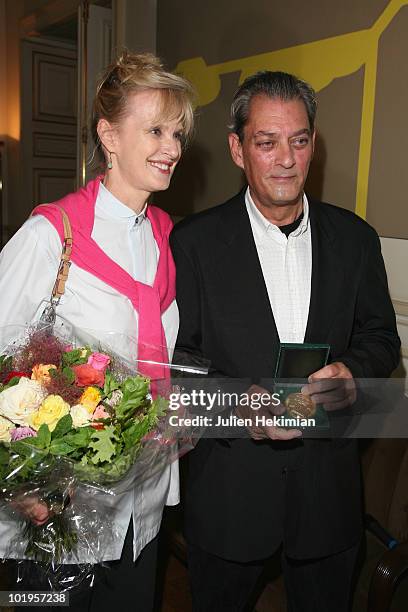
[274,343,331,429]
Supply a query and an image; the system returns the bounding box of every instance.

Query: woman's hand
[12,496,50,526]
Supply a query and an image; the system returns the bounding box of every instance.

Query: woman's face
[100,89,184,202]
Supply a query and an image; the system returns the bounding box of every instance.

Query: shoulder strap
[31,204,73,300]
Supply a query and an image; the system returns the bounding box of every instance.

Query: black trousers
[187,541,360,612]
[11,522,158,612]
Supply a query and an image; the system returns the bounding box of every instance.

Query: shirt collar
[245,187,309,238]
[98,182,147,224]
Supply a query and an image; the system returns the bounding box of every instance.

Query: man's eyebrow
[253,128,311,138]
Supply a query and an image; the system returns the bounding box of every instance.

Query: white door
[21,37,77,212]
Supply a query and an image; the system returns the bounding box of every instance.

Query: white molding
[21,35,76,51]
[396,315,408,329]
[393,299,408,317]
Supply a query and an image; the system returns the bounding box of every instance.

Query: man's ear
[311,130,316,158]
[97,118,117,154]
[228,133,245,170]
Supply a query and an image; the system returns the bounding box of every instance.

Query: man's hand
[236,385,303,441]
[12,496,50,526]
[301,362,356,411]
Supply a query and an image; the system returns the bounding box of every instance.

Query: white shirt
[0,182,179,562]
[245,188,312,343]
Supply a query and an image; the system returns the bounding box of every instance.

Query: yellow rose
[79,387,102,413]
[29,395,70,432]
[31,364,55,385]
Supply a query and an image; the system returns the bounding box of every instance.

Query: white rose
[0,415,13,443]
[0,378,47,426]
[70,404,92,428]
[105,389,123,408]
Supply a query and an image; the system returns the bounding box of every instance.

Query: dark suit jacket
[170,190,400,562]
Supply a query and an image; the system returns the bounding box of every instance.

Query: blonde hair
[91,50,195,164]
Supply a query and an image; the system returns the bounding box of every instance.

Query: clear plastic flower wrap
[0,321,208,591]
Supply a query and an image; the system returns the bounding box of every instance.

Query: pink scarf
[32,176,176,382]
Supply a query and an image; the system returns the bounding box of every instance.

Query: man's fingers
[305,389,348,405]
[308,364,341,380]
[323,398,352,412]
[269,402,286,417]
[264,426,303,441]
[302,379,342,396]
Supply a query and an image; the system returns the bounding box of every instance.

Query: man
[170,71,400,611]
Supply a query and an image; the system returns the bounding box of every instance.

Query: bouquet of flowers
[0,325,191,586]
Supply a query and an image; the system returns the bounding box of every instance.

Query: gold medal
[285,393,316,418]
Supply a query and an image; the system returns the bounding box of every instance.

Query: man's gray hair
[230,71,317,141]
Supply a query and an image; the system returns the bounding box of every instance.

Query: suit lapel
[304,200,345,343]
[216,192,281,372]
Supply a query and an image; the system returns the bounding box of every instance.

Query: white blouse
[0,182,179,562]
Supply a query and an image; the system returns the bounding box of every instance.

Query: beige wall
[114,0,157,54]
[156,0,408,240]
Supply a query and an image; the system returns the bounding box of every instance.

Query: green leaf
[3,376,23,389]
[62,427,92,449]
[35,424,51,448]
[150,396,168,419]
[49,439,76,455]
[6,458,36,480]
[122,418,151,449]
[73,445,140,483]
[0,355,12,370]
[52,414,73,439]
[0,444,10,464]
[123,376,149,398]
[103,371,120,397]
[89,425,118,464]
[10,439,47,460]
[62,366,75,384]
[62,348,89,368]
[115,376,149,418]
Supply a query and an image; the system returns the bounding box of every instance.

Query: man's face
[229,95,315,214]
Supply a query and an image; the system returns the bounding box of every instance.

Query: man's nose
[275,142,295,167]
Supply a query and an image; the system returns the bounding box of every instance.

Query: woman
[0,51,194,610]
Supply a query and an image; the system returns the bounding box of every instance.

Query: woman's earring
[107,150,113,170]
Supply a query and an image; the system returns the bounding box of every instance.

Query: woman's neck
[103,175,149,214]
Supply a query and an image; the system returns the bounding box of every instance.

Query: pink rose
[87,352,110,372]
[92,406,109,421]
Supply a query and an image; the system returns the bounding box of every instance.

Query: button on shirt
[95,182,155,285]
[0,182,179,562]
[245,188,312,343]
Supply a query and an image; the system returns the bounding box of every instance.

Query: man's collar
[245,187,309,237]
